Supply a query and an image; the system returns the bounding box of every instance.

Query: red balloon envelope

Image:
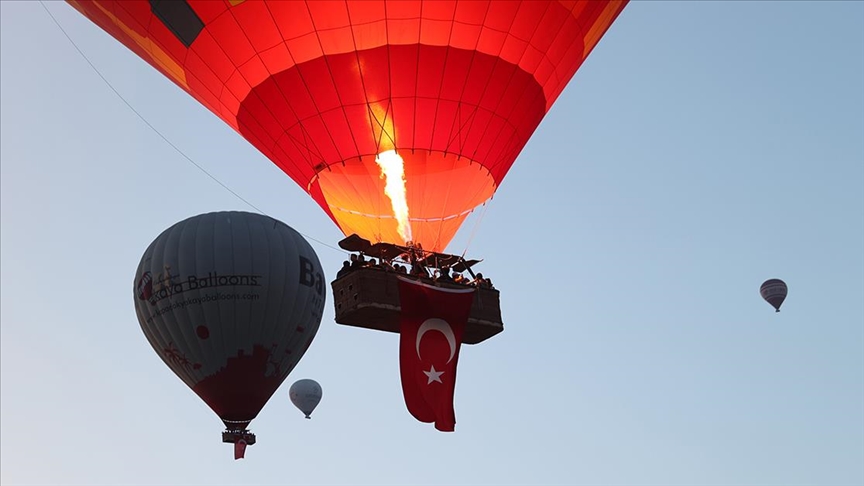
[70,0,628,251]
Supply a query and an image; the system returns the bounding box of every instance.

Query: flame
[375,150,413,243]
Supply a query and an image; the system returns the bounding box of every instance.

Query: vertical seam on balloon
[235,93,280,152]
[266,218,289,387]
[371,2,395,153]
[194,213,216,382]
[424,1,457,252]
[296,231,319,360]
[435,3,515,252]
[286,230,307,378]
[268,2,348,171]
[344,3,388,244]
[228,212,240,363]
[296,2,360,163]
[545,1,591,110]
[386,2,406,243]
[340,4,387,244]
[484,74,547,179]
[181,47,246,133]
[255,216,271,374]
[440,11,484,157]
[430,4,491,165]
[466,1,552,166]
[211,213,228,375]
[259,3,332,175]
[423,2,455,162]
[164,220,192,388]
[249,118,294,168]
[346,152,382,244]
[214,8,299,156]
[177,214,205,384]
[410,12,421,153]
[294,122,324,168]
[377,2,396,154]
[244,213,265,365]
[160,220,195,389]
[451,2,512,162]
[234,212,251,357]
[334,155,384,245]
[263,217,282,367]
[270,132,315,185]
[243,4,327,179]
[428,4,494,252]
[210,8,280,125]
[480,2,572,179]
[270,226,301,386]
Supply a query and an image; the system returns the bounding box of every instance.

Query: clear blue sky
[2,1,862,485]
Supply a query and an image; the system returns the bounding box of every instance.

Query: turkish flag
[397,277,475,432]
[234,439,247,460]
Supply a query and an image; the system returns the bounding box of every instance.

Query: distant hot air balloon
[289,379,323,419]
[133,211,326,459]
[760,278,788,312]
[69,0,628,253]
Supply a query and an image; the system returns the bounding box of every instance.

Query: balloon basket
[331,268,503,344]
[222,429,256,445]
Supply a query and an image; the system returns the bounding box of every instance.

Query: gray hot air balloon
[133,211,326,459]
[760,278,788,312]
[289,379,323,419]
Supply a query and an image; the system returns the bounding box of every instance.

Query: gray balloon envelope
[289,379,323,418]
[760,278,788,312]
[133,211,326,430]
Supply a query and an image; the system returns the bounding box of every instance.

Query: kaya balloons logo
[136,256,325,324]
[136,265,263,306]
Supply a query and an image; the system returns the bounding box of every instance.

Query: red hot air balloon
[69,0,628,252]
[133,211,326,459]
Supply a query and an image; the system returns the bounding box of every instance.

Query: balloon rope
[459,198,492,260]
[39,1,347,256]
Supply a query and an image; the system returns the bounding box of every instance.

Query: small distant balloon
[290,379,322,419]
[760,279,788,312]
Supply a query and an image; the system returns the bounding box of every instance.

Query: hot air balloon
[289,379,323,419]
[133,211,326,459]
[760,278,788,312]
[73,1,628,346]
[67,0,628,253]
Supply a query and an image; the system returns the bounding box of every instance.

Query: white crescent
[415,318,456,363]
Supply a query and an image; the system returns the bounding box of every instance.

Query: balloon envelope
[289,379,323,419]
[760,278,788,312]
[133,211,326,430]
[69,0,628,252]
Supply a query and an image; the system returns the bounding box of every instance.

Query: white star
[423,365,444,384]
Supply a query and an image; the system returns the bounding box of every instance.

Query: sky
[1,1,863,485]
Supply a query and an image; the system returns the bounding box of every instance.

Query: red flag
[397,277,475,432]
[234,439,247,460]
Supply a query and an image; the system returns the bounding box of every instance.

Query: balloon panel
[70,0,627,251]
[133,211,326,428]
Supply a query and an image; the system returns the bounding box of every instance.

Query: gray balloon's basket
[222,430,256,445]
